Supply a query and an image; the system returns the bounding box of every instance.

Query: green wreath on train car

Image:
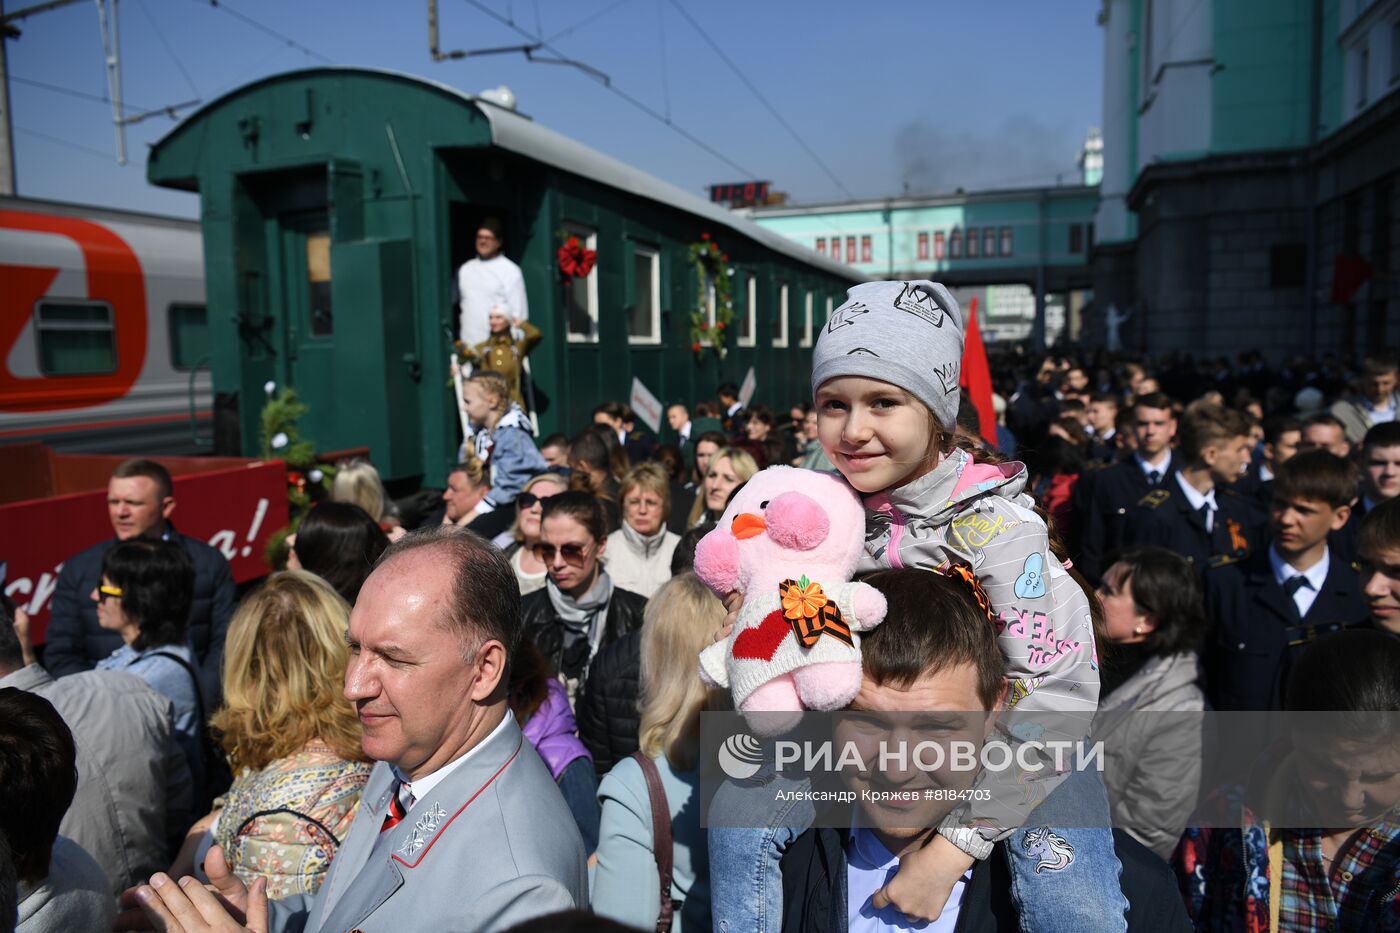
[687,232,735,360]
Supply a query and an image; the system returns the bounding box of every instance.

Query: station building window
[800,291,814,347]
[983,228,996,258]
[739,274,757,347]
[168,303,210,370]
[627,243,661,345]
[816,237,826,255]
[1000,227,1014,256]
[934,231,946,260]
[35,300,117,375]
[565,224,599,343]
[966,227,980,258]
[949,229,962,259]
[773,282,789,348]
[845,236,856,264]
[1069,223,1085,254]
[860,236,872,263]
[918,232,929,260]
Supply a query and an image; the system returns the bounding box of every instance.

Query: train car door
[275,208,345,450]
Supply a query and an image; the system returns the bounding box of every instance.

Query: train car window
[627,244,661,345]
[564,225,599,343]
[738,274,756,348]
[800,292,814,348]
[773,282,789,348]
[306,233,333,336]
[34,300,117,376]
[168,304,210,370]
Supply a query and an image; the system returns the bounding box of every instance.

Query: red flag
[960,295,997,446]
[1331,255,1372,305]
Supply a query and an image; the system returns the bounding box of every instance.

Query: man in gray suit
[120,528,588,933]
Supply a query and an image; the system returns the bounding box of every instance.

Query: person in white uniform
[458,218,529,350]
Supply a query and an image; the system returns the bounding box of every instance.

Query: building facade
[743,185,1098,346]
[1093,0,1400,358]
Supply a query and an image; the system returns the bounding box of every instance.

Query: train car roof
[0,194,199,231]
[150,66,863,284]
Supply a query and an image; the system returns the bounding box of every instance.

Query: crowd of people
[2,276,1400,933]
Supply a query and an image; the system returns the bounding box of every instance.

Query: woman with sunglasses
[496,472,568,595]
[92,538,205,796]
[521,491,647,705]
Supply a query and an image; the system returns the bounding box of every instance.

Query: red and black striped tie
[380,782,408,834]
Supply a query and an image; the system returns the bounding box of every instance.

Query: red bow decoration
[557,236,597,284]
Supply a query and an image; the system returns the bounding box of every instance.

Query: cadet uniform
[1125,474,1261,574]
[1086,430,1120,467]
[1072,452,1182,584]
[1228,459,1273,513]
[1328,493,1375,567]
[1202,546,1369,710]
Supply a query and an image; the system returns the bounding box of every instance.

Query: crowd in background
[2,343,1400,933]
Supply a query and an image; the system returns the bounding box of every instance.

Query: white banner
[739,366,758,409]
[629,377,663,434]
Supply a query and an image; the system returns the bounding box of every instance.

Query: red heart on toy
[732,610,791,662]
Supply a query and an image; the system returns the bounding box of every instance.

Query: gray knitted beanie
[810,280,965,432]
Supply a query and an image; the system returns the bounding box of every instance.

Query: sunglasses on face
[97,584,124,603]
[518,491,557,509]
[531,542,590,566]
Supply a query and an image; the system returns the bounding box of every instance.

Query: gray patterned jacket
[858,446,1101,857]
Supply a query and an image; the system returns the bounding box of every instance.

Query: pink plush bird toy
[694,466,888,733]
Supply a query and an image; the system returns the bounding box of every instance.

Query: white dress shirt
[1268,544,1331,619]
[1134,451,1171,483]
[391,711,513,811]
[1174,472,1218,533]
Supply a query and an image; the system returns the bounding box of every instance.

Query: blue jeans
[709,768,813,933]
[709,766,1127,933]
[557,756,601,855]
[1004,767,1128,933]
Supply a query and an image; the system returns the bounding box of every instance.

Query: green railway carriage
[147,67,861,485]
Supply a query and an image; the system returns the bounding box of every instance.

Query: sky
[5,0,1105,218]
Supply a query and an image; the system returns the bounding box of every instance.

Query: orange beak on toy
[732,512,767,540]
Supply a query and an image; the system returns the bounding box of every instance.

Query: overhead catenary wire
[193,0,333,65]
[461,0,759,179]
[15,125,123,161]
[8,73,155,111]
[133,0,202,98]
[540,0,633,45]
[655,0,670,124]
[665,0,853,199]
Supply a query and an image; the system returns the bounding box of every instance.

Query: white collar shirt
[1269,544,1331,619]
[1134,451,1171,483]
[390,712,512,812]
[1174,472,1218,533]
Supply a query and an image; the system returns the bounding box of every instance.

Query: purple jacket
[522,678,592,780]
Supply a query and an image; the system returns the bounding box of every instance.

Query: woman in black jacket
[520,491,647,711]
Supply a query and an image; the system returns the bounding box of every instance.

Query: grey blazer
[269,714,588,933]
